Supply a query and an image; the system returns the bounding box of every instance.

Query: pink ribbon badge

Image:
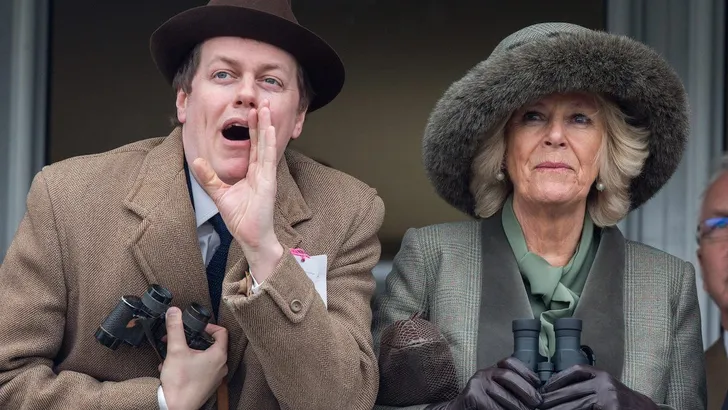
[290,248,310,262]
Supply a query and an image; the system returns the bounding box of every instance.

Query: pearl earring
[496,171,505,181]
[596,181,605,192]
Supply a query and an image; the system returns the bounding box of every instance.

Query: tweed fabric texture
[372,220,705,410]
[705,337,728,410]
[0,128,384,410]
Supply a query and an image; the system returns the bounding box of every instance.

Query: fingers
[498,356,541,387]
[541,364,595,393]
[491,369,542,408]
[540,389,595,410]
[248,108,258,166]
[206,323,229,352]
[247,100,276,179]
[190,157,226,200]
[258,101,271,168]
[204,322,225,334]
[164,307,188,356]
[484,377,535,410]
[262,125,277,180]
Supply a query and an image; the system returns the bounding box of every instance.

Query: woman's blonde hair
[469,94,650,227]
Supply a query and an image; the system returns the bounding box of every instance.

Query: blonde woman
[374,22,704,410]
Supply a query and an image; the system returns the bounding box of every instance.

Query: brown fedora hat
[150,0,345,112]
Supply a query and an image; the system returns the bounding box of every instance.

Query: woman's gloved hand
[425,357,543,410]
[540,365,658,410]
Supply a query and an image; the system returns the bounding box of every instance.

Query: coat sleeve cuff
[225,251,317,324]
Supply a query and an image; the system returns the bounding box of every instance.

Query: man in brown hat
[697,155,728,410]
[0,1,383,410]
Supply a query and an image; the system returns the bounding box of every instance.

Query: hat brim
[150,5,345,113]
[423,29,688,216]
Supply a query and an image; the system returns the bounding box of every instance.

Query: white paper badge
[295,254,328,308]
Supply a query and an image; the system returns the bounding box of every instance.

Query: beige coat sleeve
[224,194,385,410]
[0,171,160,409]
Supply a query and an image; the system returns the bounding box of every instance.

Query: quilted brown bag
[376,313,460,406]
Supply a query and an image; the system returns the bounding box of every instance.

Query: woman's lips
[536,161,572,170]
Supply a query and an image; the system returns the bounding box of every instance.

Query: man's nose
[234,76,257,108]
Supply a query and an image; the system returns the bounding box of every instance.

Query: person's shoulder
[40,137,165,183]
[705,337,724,361]
[399,220,480,253]
[35,136,166,206]
[285,149,381,212]
[624,238,693,284]
[410,220,480,239]
[624,239,689,266]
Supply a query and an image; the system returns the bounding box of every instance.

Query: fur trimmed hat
[423,22,688,217]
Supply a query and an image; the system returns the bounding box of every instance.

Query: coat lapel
[216,151,312,388]
[572,226,625,381]
[124,128,211,312]
[475,214,625,381]
[125,132,312,401]
[476,211,534,369]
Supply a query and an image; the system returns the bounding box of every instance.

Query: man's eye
[263,78,281,86]
[214,72,230,79]
[715,220,728,229]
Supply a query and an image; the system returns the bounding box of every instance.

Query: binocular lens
[141,285,173,316]
[182,302,212,334]
[512,318,542,370]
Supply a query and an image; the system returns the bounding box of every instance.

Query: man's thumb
[164,307,186,353]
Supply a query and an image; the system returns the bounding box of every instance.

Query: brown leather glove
[540,365,658,409]
[425,357,543,410]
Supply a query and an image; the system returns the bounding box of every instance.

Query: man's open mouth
[222,124,250,141]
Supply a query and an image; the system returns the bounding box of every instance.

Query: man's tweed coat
[0,128,384,410]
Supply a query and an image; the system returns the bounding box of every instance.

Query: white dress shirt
[158,168,262,409]
[723,329,728,355]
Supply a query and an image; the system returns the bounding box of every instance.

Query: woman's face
[505,92,604,207]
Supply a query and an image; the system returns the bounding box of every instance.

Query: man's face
[176,37,306,185]
[697,171,728,311]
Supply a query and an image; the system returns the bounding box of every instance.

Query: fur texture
[423,23,688,217]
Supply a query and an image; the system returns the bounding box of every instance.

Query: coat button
[290,299,302,313]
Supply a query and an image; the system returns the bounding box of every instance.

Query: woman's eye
[523,111,542,121]
[572,113,592,124]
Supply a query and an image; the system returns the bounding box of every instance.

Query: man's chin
[216,162,250,185]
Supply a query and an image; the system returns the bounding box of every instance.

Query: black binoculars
[512,318,595,385]
[95,284,214,360]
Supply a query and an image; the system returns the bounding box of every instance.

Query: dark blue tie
[207,213,232,319]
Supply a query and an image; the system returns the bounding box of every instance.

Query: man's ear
[696,247,703,266]
[175,89,189,124]
[291,110,306,140]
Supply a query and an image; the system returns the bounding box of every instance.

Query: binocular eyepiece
[512,318,595,385]
[95,284,214,360]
